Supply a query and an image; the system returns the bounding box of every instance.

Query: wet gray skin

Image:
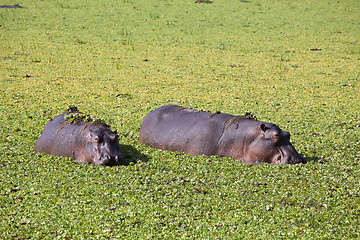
[35,113,128,166]
[139,105,305,164]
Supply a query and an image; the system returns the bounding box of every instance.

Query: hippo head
[83,127,128,166]
[243,123,305,164]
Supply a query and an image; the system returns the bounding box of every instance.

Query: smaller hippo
[35,109,128,166]
[139,105,306,164]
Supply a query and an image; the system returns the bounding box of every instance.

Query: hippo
[35,109,128,166]
[139,105,305,164]
[0,4,24,8]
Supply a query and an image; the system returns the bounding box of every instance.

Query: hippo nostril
[287,155,305,164]
[98,153,126,166]
[114,156,122,164]
[107,155,126,165]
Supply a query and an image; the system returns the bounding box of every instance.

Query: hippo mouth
[276,148,306,164]
[287,154,306,164]
[96,154,128,166]
[272,152,284,164]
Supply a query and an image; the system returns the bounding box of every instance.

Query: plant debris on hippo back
[35,107,128,166]
[139,105,306,165]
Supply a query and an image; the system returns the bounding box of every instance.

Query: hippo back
[139,105,305,164]
[139,105,231,155]
[34,113,76,157]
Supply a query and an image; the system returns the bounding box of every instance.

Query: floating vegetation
[56,106,111,133]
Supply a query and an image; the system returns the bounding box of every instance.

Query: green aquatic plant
[0,0,359,238]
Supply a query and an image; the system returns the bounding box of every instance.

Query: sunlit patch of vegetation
[0,0,359,238]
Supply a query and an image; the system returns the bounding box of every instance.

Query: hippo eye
[273,133,280,138]
[272,132,281,141]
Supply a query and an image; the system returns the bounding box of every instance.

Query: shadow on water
[301,155,323,164]
[120,144,149,165]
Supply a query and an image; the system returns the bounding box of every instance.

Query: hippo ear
[283,131,291,139]
[114,130,117,135]
[93,135,100,143]
[88,130,100,143]
[260,123,268,132]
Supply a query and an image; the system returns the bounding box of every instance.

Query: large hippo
[35,109,128,166]
[139,105,305,164]
[0,4,24,8]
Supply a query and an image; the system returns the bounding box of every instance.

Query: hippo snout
[294,155,306,164]
[284,154,306,164]
[274,143,306,164]
[97,154,128,166]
